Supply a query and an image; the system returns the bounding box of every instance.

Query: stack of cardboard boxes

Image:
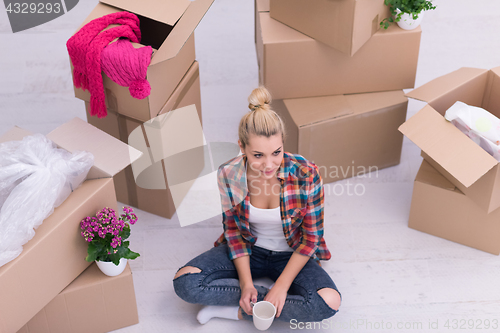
[400,66,500,255]
[255,0,422,183]
[71,0,214,219]
[0,118,142,333]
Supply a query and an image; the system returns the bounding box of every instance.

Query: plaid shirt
[214,151,331,264]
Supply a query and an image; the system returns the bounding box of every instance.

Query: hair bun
[248,86,272,112]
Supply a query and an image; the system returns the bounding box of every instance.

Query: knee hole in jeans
[173,266,202,280]
[317,287,341,311]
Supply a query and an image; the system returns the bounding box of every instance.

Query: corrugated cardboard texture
[270,0,389,56]
[0,178,117,333]
[273,90,407,183]
[256,11,421,100]
[18,262,138,333]
[409,160,500,255]
[71,0,214,122]
[402,66,500,213]
[86,61,203,219]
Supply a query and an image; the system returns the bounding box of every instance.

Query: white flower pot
[395,8,424,30]
[96,258,127,276]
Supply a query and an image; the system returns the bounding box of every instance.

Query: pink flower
[80,206,138,257]
[123,206,133,214]
[111,236,122,248]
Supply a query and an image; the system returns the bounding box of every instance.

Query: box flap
[416,159,456,191]
[406,67,488,103]
[256,0,270,12]
[345,90,408,114]
[259,12,311,44]
[150,0,214,66]
[46,118,142,179]
[0,126,33,143]
[284,90,407,128]
[284,95,354,127]
[100,0,190,26]
[399,105,498,188]
[491,66,500,77]
[74,3,117,33]
[157,61,200,116]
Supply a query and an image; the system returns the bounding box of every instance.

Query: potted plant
[380,0,436,30]
[80,206,140,276]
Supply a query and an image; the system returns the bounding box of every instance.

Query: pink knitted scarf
[67,11,141,118]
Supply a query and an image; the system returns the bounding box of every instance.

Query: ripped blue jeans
[172,243,341,323]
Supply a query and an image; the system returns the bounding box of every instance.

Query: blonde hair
[239,86,286,149]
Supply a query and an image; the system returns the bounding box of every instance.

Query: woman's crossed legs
[172,243,341,323]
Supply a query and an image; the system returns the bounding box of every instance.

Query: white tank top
[248,201,294,252]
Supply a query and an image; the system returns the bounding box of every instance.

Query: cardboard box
[409,159,500,255]
[270,0,389,56]
[0,118,141,333]
[86,61,204,219]
[272,90,408,183]
[70,0,214,122]
[255,0,270,45]
[256,10,421,100]
[17,262,138,333]
[400,66,500,213]
[255,0,269,66]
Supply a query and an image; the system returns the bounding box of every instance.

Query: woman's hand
[240,284,258,316]
[263,283,288,318]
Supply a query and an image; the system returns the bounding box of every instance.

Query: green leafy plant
[80,206,140,266]
[380,0,436,29]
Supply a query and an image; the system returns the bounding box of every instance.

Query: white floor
[2,0,500,332]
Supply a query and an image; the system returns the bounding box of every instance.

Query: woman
[173,87,341,325]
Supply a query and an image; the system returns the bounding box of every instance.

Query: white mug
[252,301,276,331]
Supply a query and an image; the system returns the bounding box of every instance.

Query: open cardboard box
[0,118,141,333]
[272,90,408,183]
[269,0,389,56]
[409,159,500,255]
[255,2,421,100]
[400,66,500,213]
[70,0,214,123]
[17,262,138,333]
[86,61,205,219]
